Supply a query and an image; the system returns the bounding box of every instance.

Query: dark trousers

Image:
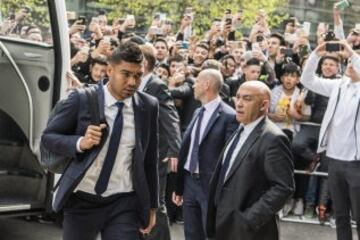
[306,155,330,206]
[143,162,171,240]
[292,125,320,199]
[63,191,141,240]
[292,125,320,162]
[328,158,360,240]
[166,172,182,223]
[183,172,208,240]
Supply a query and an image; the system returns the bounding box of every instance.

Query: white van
[0,0,69,216]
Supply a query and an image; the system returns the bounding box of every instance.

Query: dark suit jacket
[41,83,159,228]
[175,101,238,197]
[143,74,181,161]
[207,117,294,240]
[169,78,201,133]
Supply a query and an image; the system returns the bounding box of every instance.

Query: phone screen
[325,43,341,52]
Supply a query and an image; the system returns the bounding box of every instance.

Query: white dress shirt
[301,51,360,161]
[75,84,136,196]
[224,116,265,179]
[184,96,222,173]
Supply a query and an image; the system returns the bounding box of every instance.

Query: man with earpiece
[206,80,295,240]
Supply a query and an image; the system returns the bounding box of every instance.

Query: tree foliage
[0,0,50,30]
[97,0,289,35]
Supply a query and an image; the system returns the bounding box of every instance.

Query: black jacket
[170,78,201,133]
[143,74,181,160]
[207,118,294,240]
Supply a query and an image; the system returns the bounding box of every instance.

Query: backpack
[40,86,100,174]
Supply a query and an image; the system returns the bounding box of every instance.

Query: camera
[216,37,225,47]
[280,48,294,56]
[324,31,336,42]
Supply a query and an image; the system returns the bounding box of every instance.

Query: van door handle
[24,52,42,58]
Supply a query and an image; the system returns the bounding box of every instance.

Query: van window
[0,1,53,45]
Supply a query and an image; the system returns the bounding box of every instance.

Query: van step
[0,198,43,213]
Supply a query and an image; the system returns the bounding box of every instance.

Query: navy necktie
[188,107,206,173]
[95,102,124,195]
[215,127,244,204]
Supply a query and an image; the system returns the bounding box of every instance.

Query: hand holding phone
[77,16,86,25]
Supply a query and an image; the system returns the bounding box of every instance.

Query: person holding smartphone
[301,40,360,240]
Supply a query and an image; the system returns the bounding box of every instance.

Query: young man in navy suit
[173,69,238,240]
[41,42,159,240]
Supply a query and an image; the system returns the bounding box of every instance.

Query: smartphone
[335,0,350,10]
[302,22,311,36]
[155,27,163,35]
[103,36,111,44]
[91,17,99,24]
[225,9,232,14]
[281,48,294,56]
[153,13,160,20]
[356,23,360,30]
[326,43,341,52]
[252,42,260,51]
[256,35,264,42]
[9,12,15,20]
[127,15,135,21]
[160,13,167,21]
[181,41,189,49]
[225,18,232,25]
[78,16,86,25]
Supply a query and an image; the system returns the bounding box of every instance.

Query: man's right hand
[69,20,86,36]
[80,124,107,151]
[172,192,183,206]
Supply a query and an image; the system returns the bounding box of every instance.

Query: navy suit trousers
[183,171,208,240]
[62,191,141,240]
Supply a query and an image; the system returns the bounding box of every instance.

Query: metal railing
[280,169,331,225]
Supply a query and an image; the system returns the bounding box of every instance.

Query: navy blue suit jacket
[175,100,238,197]
[41,83,159,227]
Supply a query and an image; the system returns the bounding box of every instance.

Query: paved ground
[0,217,357,239]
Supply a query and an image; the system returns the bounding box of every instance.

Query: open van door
[0,0,69,216]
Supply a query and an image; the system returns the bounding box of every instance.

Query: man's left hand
[139,209,156,235]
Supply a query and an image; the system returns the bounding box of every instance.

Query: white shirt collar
[242,116,265,135]
[103,84,132,108]
[139,73,153,92]
[203,96,222,112]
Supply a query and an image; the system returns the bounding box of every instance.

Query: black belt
[72,191,136,204]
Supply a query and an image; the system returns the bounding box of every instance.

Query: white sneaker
[329,217,336,229]
[293,199,304,216]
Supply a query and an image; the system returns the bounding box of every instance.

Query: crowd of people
[3,2,360,240]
